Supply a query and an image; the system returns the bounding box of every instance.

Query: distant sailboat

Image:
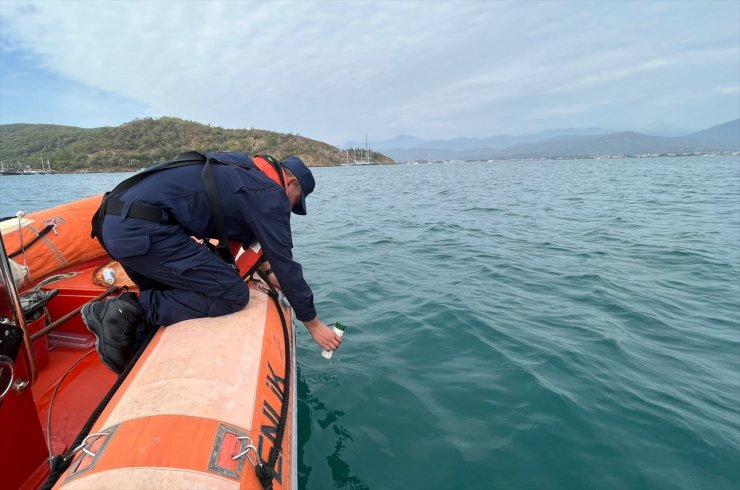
[347,134,381,165]
[43,157,56,174]
[0,161,22,175]
[355,133,374,165]
[363,134,370,165]
[23,157,56,174]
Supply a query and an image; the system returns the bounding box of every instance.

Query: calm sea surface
[1,157,739,490]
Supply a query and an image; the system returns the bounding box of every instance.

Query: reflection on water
[297,366,370,490]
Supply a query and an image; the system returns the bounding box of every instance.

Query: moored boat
[1,161,23,175]
[0,196,296,490]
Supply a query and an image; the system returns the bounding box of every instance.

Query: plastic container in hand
[321,322,346,359]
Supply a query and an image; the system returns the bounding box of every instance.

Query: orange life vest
[252,155,286,187]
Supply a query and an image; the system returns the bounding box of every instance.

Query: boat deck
[29,260,122,454]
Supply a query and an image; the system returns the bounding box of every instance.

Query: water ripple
[3,158,739,490]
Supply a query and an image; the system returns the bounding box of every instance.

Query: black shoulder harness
[90,151,255,267]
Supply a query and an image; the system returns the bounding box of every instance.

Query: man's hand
[305,318,342,352]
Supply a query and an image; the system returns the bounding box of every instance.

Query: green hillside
[0,117,394,172]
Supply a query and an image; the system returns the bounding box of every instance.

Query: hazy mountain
[381,119,739,161]
[343,134,426,150]
[383,147,460,161]
[635,121,697,137]
[491,132,686,159]
[343,127,615,152]
[682,119,740,147]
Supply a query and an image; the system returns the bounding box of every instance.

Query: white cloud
[1,0,738,141]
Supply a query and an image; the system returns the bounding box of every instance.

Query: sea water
[1,156,738,490]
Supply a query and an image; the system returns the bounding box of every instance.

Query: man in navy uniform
[82,153,341,373]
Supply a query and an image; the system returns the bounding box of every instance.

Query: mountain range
[1,118,737,172]
[343,119,740,161]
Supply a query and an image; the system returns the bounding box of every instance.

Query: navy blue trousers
[101,214,248,327]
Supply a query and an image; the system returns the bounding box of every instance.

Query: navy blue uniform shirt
[115,163,317,322]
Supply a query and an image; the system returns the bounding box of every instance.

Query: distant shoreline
[0,152,736,176]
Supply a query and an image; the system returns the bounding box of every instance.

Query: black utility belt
[105,198,178,225]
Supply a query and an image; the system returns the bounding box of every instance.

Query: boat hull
[54,283,295,490]
[0,196,296,490]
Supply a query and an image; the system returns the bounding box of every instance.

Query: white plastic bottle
[102,267,116,285]
[321,322,346,359]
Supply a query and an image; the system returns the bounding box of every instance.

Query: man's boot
[81,292,145,373]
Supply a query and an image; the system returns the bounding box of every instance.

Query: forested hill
[0,117,394,172]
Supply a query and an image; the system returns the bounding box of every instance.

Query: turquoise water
[1,157,739,489]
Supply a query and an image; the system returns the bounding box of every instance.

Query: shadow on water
[297,366,370,490]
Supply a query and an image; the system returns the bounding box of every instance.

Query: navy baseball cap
[281,156,315,215]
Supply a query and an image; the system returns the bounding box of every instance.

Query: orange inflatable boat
[0,196,296,490]
[1,195,107,282]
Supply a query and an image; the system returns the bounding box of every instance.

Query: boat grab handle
[233,436,259,466]
[67,431,110,460]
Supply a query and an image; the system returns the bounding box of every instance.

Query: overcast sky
[1,1,738,145]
